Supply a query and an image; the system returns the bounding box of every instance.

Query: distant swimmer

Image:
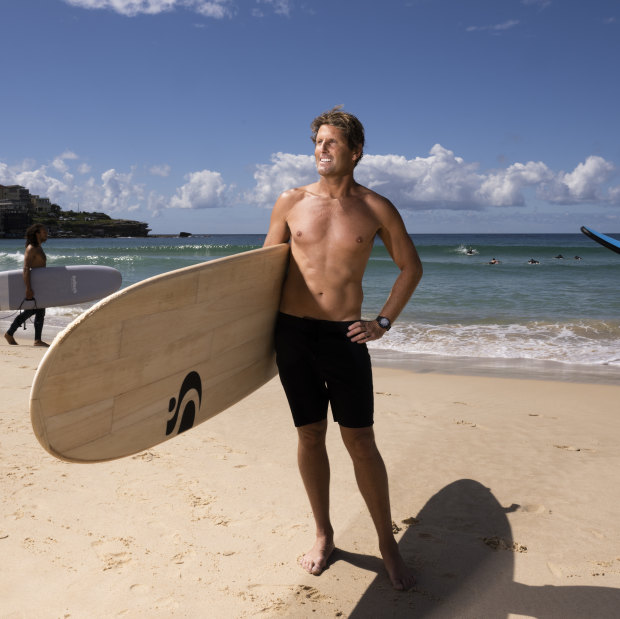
[528,258,540,264]
[466,247,475,255]
[488,258,500,265]
[574,255,582,260]
[554,254,565,259]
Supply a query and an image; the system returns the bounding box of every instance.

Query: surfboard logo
[71,275,78,294]
[166,371,202,436]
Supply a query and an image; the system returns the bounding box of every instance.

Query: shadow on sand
[333,479,620,618]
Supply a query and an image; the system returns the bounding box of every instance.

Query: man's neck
[316,174,358,199]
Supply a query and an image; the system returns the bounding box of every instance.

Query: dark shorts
[274,312,374,428]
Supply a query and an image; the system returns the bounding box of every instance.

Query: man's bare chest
[287,203,379,249]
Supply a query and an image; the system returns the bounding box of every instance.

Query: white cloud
[245,152,316,206]
[10,166,72,201]
[170,169,230,208]
[255,0,291,17]
[477,161,554,206]
[356,146,484,208]
[62,0,245,18]
[193,0,233,18]
[539,156,615,204]
[149,163,171,177]
[97,168,145,211]
[0,155,146,212]
[2,147,619,221]
[52,151,79,174]
[467,20,520,33]
[246,146,620,210]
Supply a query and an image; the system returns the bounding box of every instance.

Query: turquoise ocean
[2,233,619,384]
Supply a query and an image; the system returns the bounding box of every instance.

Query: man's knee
[340,426,378,460]
[297,419,328,449]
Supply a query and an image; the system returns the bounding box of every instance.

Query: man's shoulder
[277,185,315,206]
[353,183,396,210]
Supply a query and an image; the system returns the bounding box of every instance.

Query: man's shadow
[331,479,620,618]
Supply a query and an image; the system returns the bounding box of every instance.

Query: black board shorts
[274,312,374,428]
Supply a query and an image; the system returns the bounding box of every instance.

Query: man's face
[314,124,360,177]
[37,228,48,243]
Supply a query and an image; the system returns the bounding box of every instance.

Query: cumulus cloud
[246,145,620,210]
[2,147,619,221]
[52,151,79,174]
[97,168,145,211]
[170,169,231,208]
[0,154,146,213]
[539,156,615,204]
[245,152,316,205]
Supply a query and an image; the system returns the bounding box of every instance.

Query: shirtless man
[4,223,49,347]
[263,107,423,590]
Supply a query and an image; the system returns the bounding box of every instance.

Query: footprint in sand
[517,504,547,514]
[103,551,132,570]
[294,585,324,601]
[482,536,527,553]
[553,444,595,452]
[454,419,477,428]
[547,561,563,577]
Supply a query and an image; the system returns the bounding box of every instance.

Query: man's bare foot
[4,333,18,345]
[33,340,49,347]
[299,536,335,576]
[381,543,416,591]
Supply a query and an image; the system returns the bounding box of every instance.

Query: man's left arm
[348,200,423,343]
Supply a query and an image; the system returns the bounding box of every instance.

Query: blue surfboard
[580,226,620,255]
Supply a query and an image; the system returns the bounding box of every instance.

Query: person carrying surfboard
[4,223,49,347]
[264,106,423,591]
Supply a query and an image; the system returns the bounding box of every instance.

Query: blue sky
[1,0,619,234]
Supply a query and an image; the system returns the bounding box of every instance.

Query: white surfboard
[0,265,122,310]
[30,244,289,463]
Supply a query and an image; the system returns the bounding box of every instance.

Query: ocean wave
[0,251,26,266]
[370,319,620,366]
[454,244,479,256]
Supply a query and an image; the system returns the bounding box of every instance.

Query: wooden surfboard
[30,244,289,463]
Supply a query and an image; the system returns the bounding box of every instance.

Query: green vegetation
[33,207,150,238]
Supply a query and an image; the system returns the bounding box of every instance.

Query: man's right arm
[263,190,294,247]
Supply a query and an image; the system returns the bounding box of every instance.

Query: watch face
[378,317,390,329]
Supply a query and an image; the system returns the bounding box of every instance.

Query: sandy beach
[1,335,619,618]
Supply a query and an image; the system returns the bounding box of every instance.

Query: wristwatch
[375,315,391,331]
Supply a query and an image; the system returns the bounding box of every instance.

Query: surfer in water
[264,106,423,591]
[4,223,49,347]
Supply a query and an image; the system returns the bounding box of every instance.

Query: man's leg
[4,309,36,345]
[33,308,48,346]
[297,419,335,575]
[340,425,416,591]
